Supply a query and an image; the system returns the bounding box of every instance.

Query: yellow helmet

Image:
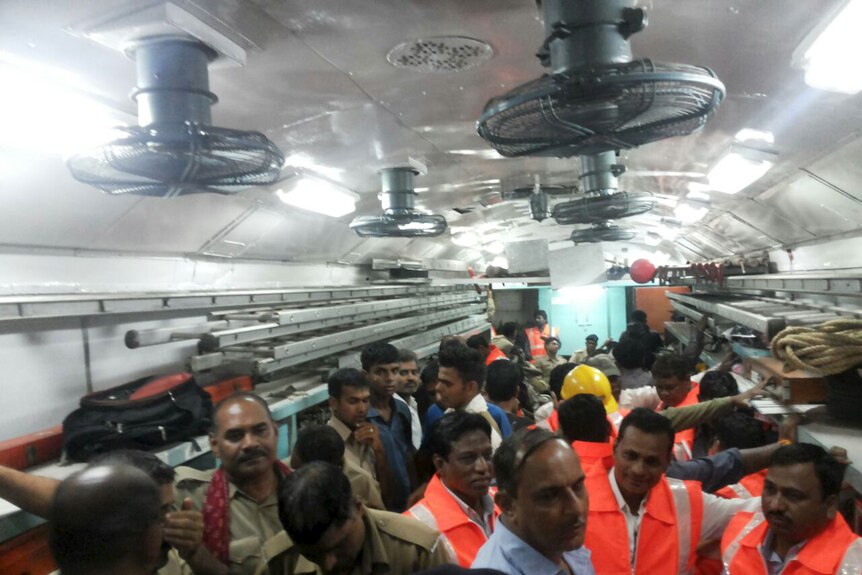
[561,364,619,414]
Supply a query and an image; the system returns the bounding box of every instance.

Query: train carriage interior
[2,0,862,571]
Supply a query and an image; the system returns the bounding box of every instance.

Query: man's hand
[778,414,802,443]
[731,375,773,408]
[354,423,385,454]
[164,498,204,560]
[829,446,852,466]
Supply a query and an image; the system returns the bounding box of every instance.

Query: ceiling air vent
[350,168,447,238]
[387,36,494,73]
[67,36,283,197]
[477,0,725,158]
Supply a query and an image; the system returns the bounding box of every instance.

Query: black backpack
[62,373,213,462]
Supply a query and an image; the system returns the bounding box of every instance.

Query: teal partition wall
[538,286,628,357]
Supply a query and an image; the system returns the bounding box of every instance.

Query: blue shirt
[368,397,413,511]
[423,401,513,441]
[472,517,595,575]
[667,447,744,493]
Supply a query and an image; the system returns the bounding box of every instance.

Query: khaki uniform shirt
[263,507,453,575]
[174,465,287,575]
[533,354,567,381]
[344,459,385,510]
[328,416,377,479]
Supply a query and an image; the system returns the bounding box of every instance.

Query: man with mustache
[472,427,595,574]
[584,408,757,575]
[722,443,862,574]
[396,348,423,450]
[406,412,498,567]
[173,392,292,574]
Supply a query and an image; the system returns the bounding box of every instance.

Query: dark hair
[549,362,577,398]
[651,354,690,381]
[534,310,548,320]
[544,336,561,348]
[50,465,161,575]
[586,334,599,343]
[278,462,356,545]
[499,322,518,339]
[90,449,175,486]
[714,413,768,450]
[398,348,419,364]
[328,367,369,399]
[486,360,521,402]
[466,334,489,351]
[212,392,274,432]
[558,395,610,444]
[617,408,675,453]
[698,371,739,401]
[360,342,399,371]
[770,443,846,500]
[494,427,563,496]
[613,337,646,370]
[420,359,439,387]
[438,345,486,390]
[439,335,466,352]
[293,425,345,468]
[428,412,491,460]
[631,310,648,324]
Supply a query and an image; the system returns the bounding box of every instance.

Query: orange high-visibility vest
[658,382,700,461]
[486,345,508,365]
[404,474,500,567]
[721,511,862,575]
[572,440,614,472]
[715,469,767,500]
[526,325,558,360]
[585,470,704,575]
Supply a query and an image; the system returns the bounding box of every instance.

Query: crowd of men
[0,309,859,575]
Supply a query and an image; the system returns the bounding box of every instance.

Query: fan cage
[67,123,285,197]
[477,59,725,158]
[350,212,448,238]
[569,224,636,243]
[553,191,655,225]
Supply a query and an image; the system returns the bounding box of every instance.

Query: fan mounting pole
[379,167,420,214]
[130,37,218,127]
[541,0,646,73]
[579,151,622,197]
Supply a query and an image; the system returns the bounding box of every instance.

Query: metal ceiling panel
[243,210,366,262]
[200,208,285,258]
[804,135,862,203]
[705,213,779,251]
[757,174,862,237]
[94,194,256,254]
[727,199,815,245]
[0,155,141,249]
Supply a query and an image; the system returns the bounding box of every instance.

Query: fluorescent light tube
[276,178,357,218]
[707,152,773,195]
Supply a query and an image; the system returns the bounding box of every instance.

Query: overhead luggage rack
[666,291,862,340]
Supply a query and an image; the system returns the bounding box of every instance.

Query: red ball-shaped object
[630,259,656,283]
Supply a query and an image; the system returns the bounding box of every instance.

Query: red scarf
[202,461,291,565]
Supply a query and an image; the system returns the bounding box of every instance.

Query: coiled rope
[771,318,862,375]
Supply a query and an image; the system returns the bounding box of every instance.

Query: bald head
[50,464,163,575]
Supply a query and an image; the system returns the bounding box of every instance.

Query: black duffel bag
[62,372,213,462]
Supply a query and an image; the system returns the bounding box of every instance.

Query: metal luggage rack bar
[197,292,481,352]
[190,304,488,375]
[0,284,463,322]
[667,290,862,340]
[671,272,862,299]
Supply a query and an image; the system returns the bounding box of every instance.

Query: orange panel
[634,286,691,336]
[203,375,254,404]
[0,426,63,471]
[0,524,56,575]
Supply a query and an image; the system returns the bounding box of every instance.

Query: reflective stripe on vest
[667,478,695,575]
[406,503,459,563]
[722,513,765,573]
[728,482,753,499]
[838,538,862,575]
